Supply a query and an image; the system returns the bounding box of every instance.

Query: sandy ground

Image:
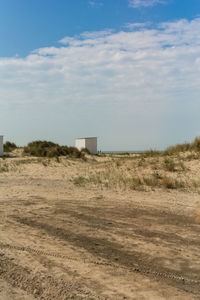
[0,154,200,299]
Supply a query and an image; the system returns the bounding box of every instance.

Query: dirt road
[0,158,200,299]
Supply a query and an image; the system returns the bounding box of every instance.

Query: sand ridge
[0,152,200,299]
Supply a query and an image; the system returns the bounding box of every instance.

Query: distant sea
[101,150,145,154]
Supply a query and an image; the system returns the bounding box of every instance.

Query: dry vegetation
[0,138,200,299]
[2,137,200,193]
[71,144,200,193]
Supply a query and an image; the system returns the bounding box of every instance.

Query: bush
[130,177,143,190]
[68,147,82,158]
[163,158,176,172]
[164,143,191,155]
[162,177,175,189]
[164,137,200,155]
[23,140,83,158]
[73,176,87,185]
[143,149,161,157]
[162,176,185,189]
[4,141,17,152]
[143,176,159,187]
[81,148,90,154]
[192,137,200,152]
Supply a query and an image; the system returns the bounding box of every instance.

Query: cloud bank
[0,18,200,148]
[1,18,199,106]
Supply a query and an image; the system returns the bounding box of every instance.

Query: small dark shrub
[192,137,200,152]
[162,177,175,189]
[68,147,82,158]
[130,177,143,190]
[153,172,162,180]
[143,176,159,187]
[81,148,90,154]
[23,140,82,158]
[73,176,87,185]
[143,150,161,157]
[116,160,121,167]
[163,137,200,155]
[138,157,145,167]
[163,158,176,172]
[164,143,191,155]
[4,141,17,152]
[162,176,185,189]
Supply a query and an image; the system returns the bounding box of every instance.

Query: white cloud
[0,18,200,148]
[129,0,165,8]
[0,18,200,107]
[59,30,113,46]
[125,22,151,30]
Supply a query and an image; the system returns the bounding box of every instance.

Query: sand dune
[0,150,200,299]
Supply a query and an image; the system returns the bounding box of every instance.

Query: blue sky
[0,0,200,150]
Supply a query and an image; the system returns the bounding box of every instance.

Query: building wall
[75,139,86,151]
[75,137,97,154]
[85,138,97,154]
[0,136,3,156]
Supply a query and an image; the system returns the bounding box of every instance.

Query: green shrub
[143,176,159,187]
[186,153,199,160]
[164,137,200,155]
[178,161,186,171]
[163,158,176,172]
[81,148,90,154]
[116,160,121,167]
[143,149,161,157]
[192,137,200,151]
[68,147,82,158]
[130,177,143,190]
[166,143,191,155]
[0,164,9,172]
[4,141,17,152]
[73,176,87,185]
[23,140,82,158]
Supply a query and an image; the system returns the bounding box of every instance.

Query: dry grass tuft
[163,158,176,172]
[164,136,200,156]
[161,177,185,189]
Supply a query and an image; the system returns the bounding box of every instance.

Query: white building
[0,136,3,156]
[75,137,97,154]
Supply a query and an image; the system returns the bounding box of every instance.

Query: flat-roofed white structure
[0,136,3,156]
[75,137,97,154]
